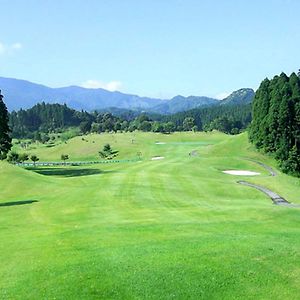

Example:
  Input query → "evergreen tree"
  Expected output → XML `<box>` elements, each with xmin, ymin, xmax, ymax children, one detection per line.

<box><xmin>99</xmin><ymin>144</ymin><xmax>119</xmax><ymax>160</ymax></box>
<box><xmin>249</xmin><ymin>78</ymin><xmax>270</xmax><ymax>148</ymax></box>
<box><xmin>0</xmin><ymin>91</ymin><xmax>12</xmax><ymax>159</ymax></box>
<box><xmin>249</xmin><ymin>72</ymin><xmax>300</xmax><ymax>176</ymax></box>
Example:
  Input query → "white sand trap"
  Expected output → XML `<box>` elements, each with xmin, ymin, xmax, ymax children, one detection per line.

<box><xmin>151</xmin><ymin>156</ymin><xmax>165</xmax><ymax>160</ymax></box>
<box><xmin>155</xmin><ymin>142</ymin><xmax>166</xmax><ymax>145</ymax></box>
<box><xmin>223</xmin><ymin>170</ymin><xmax>260</xmax><ymax>176</ymax></box>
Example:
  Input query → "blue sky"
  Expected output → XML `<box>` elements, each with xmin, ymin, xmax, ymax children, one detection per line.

<box><xmin>0</xmin><ymin>0</ymin><xmax>299</xmax><ymax>99</ymax></box>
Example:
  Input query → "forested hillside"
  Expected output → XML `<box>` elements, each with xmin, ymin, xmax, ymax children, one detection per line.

<box><xmin>8</xmin><ymin>100</ymin><xmax>252</xmax><ymax>139</ymax></box>
<box><xmin>220</xmin><ymin>88</ymin><xmax>254</xmax><ymax>106</ymax></box>
<box><xmin>162</xmin><ymin>103</ymin><xmax>252</xmax><ymax>134</ymax></box>
<box><xmin>9</xmin><ymin>102</ymin><xmax>92</xmax><ymax>138</ymax></box>
<box><xmin>150</xmin><ymin>95</ymin><xmax>219</xmax><ymax>114</ymax></box>
<box><xmin>249</xmin><ymin>72</ymin><xmax>300</xmax><ymax>175</ymax></box>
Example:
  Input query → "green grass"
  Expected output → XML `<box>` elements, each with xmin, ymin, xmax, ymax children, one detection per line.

<box><xmin>1</xmin><ymin>131</ymin><xmax>300</xmax><ymax>299</ymax></box>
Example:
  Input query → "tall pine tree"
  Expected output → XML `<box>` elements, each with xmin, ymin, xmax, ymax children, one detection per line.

<box><xmin>249</xmin><ymin>72</ymin><xmax>300</xmax><ymax>176</ymax></box>
<box><xmin>0</xmin><ymin>91</ymin><xmax>12</xmax><ymax>159</ymax></box>
<box><xmin>249</xmin><ymin>78</ymin><xmax>270</xmax><ymax>148</ymax></box>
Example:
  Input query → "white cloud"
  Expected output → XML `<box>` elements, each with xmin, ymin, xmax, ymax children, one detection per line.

<box><xmin>0</xmin><ymin>41</ymin><xmax>23</xmax><ymax>55</ymax></box>
<box><xmin>0</xmin><ymin>42</ymin><xmax>5</xmax><ymax>54</ymax></box>
<box><xmin>215</xmin><ymin>92</ymin><xmax>231</xmax><ymax>100</ymax></box>
<box><xmin>81</xmin><ymin>80</ymin><xmax>122</xmax><ymax>91</ymax></box>
<box><xmin>11</xmin><ymin>42</ymin><xmax>22</xmax><ymax>50</ymax></box>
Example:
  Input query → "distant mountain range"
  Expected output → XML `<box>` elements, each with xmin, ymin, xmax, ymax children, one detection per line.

<box><xmin>0</xmin><ymin>77</ymin><xmax>254</xmax><ymax>114</ymax></box>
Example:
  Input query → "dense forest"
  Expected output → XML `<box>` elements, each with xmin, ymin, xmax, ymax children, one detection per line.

<box><xmin>249</xmin><ymin>72</ymin><xmax>300</xmax><ymax>176</ymax></box>
<box><xmin>161</xmin><ymin>103</ymin><xmax>252</xmax><ymax>134</ymax></box>
<box><xmin>9</xmin><ymin>102</ymin><xmax>93</xmax><ymax>138</ymax></box>
<box><xmin>8</xmin><ymin>100</ymin><xmax>252</xmax><ymax>139</ymax></box>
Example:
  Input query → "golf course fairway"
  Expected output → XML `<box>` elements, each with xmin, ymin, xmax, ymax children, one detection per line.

<box><xmin>1</xmin><ymin>131</ymin><xmax>299</xmax><ymax>299</ymax></box>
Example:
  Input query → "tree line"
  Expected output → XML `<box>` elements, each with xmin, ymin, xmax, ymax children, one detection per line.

<box><xmin>9</xmin><ymin>102</ymin><xmax>92</xmax><ymax>138</ymax></box>
<box><xmin>249</xmin><ymin>71</ymin><xmax>300</xmax><ymax>176</ymax></box>
<box><xmin>8</xmin><ymin>101</ymin><xmax>252</xmax><ymax>140</ymax></box>
<box><xmin>160</xmin><ymin>103</ymin><xmax>252</xmax><ymax>134</ymax></box>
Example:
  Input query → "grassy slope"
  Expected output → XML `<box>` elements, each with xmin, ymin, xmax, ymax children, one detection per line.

<box><xmin>1</xmin><ymin>131</ymin><xmax>299</xmax><ymax>299</ymax></box>
<box><xmin>13</xmin><ymin>132</ymin><xmax>156</xmax><ymax>161</ymax></box>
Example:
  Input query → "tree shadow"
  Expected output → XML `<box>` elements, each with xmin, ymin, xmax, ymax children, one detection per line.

<box><xmin>26</xmin><ymin>167</ymin><xmax>108</xmax><ymax>177</ymax></box>
<box><xmin>0</xmin><ymin>200</ymin><xmax>38</xmax><ymax>207</ymax></box>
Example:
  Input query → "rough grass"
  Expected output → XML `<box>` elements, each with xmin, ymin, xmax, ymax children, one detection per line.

<box><xmin>1</xmin><ymin>131</ymin><xmax>300</xmax><ymax>299</ymax></box>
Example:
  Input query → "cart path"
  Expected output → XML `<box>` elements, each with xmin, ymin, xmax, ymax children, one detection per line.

<box><xmin>247</xmin><ymin>159</ymin><xmax>277</xmax><ymax>176</ymax></box>
<box><xmin>238</xmin><ymin>180</ymin><xmax>299</xmax><ymax>207</ymax></box>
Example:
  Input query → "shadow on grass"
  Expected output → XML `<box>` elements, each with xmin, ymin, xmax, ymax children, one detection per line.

<box><xmin>26</xmin><ymin>167</ymin><xmax>109</xmax><ymax>177</ymax></box>
<box><xmin>0</xmin><ymin>200</ymin><xmax>38</xmax><ymax>207</ymax></box>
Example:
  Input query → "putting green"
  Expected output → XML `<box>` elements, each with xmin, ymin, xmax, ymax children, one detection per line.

<box><xmin>1</xmin><ymin>131</ymin><xmax>299</xmax><ymax>299</ymax></box>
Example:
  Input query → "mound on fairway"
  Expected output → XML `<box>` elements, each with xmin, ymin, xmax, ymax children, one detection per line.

<box><xmin>222</xmin><ymin>170</ymin><xmax>260</xmax><ymax>176</ymax></box>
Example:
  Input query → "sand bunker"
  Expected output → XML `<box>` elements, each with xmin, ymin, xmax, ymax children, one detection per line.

<box><xmin>151</xmin><ymin>156</ymin><xmax>165</xmax><ymax>160</ymax></box>
<box><xmin>222</xmin><ymin>170</ymin><xmax>260</xmax><ymax>176</ymax></box>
